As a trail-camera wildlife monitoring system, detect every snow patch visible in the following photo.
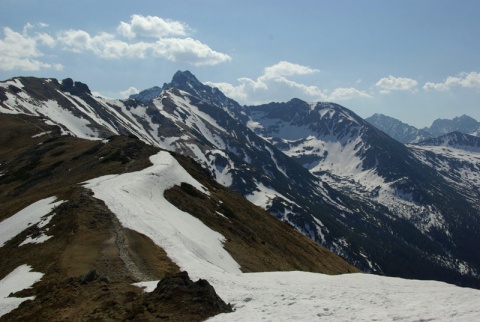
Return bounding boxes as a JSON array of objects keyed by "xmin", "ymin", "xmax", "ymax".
[
  {"xmin": 0, "ymin": 265, "xmax": 43, "ymax": 318},
  {"xmin": 31, "ymin": 131, "xmax": 51, "ymax": 138},
  {"xmin": 0, "ymin": 197, "xmax": 64, "ymax": 247},
  {"xmin": 84, "ymin": 151, "xmax": 241, "ymax": 278},
  {"xmin": 246, "ymin": 181, "xmax": 298, "ymax": 210}
]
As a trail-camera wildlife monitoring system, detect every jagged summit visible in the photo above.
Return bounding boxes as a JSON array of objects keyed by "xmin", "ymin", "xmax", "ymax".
[
  {"xmin": 429, "ymin": 114, "xmax": 480, "ymax": 137},
  {"xmin": 128, "ymin": 71, "xmax": 202, "ymax": 103},
  {"xmin": 60, "ymin": 78, "xmax": 91, "ymax": 96},
  {"xmin": 165, "ymin": 70, "xmax": 203, "ymax": 89},
  {"xmin": 162, "ymin": 70, "xmax": 214, "ymax": 98},
  {"xmin": 366, "ymin": 113, "xmax": 433, "ymax": 143}
]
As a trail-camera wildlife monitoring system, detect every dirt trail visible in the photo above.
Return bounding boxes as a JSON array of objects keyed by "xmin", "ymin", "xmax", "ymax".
[{"xmin": 109, "ymin": 213, "xmax": 154, "ymax": 282}]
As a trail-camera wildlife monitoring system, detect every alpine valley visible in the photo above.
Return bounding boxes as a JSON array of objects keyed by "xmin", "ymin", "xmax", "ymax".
[{"xmin": 1, "ymin": 71, "xmax": 480, "ymax": 319}]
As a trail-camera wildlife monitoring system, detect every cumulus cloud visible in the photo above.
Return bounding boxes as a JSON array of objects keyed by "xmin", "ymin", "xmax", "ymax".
[
  {"xmin": 120, "ymin": 86, "xmax": 139, "ymax": 98},
  {"xmin": 1, "ymin": 15, "xmax": 230, "ymax": 71},
  {"xmin": 151, "ymin": 37, "xmax": 231, "ymax": 65},
  {"xmin": 58, "ymin": 16, "xmax": 229, "ymax": 65},
  {"xmin": 0, "ymin": 26, "xmax": 62, "ymax": 71},
  {"xmin": 58, "ymin": 30, "xmax": 115, "ymax": 55},
  {"xmin": 375, "ymin": 75, "xmax": 418, "ymax": 94},
  {"xmin": 264, "ymin": 60, "xmax": 320, "ymax": 77},
  {"xmin": 423, "ymin": 72, "xmax": 480, "ymax": 91},
  {"xmin": 206, "ymin": 61, "xmax": 370, "ymax": 105},
  {"xmin": 117, "ymin": 14, "xmax": 190, "ymax": 38},
  {"xmin": 205, "ymin": 61, "xmax": 325, "ymax": 104},
  {"xmin": 57, "ymin": 28, "xmax": 230, "ymax": 65},
  {"xmin": 327, "ymin": 87, "xmax": 372, "ymax": 101},
  {"xmin": 206, "ymin": 81, "xmax": 249, "ymax": 102}
]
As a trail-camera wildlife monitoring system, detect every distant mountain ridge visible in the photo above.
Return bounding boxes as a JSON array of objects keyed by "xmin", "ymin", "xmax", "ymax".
[
  {"xmin": 429, "ymin": 114, "xmax": 480, "ymax": 138},
  {"xmin": 365, "ymin": 113, "xmax": 433, "ymax": 143},
  {"xmin": 416, "ymin": 131, "xmax": 480, "ymax": 153},
  {"xmin": 2, "ymin": 72, "xmax": 480, "ymax": 289},
  {"xmin": 366, "ymin": 113, "xmax": 480, "ymax": 144}
]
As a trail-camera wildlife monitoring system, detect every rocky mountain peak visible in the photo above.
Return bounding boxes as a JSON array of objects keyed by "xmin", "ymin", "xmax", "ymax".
[
  {"xmin": 60, "ymin": 78, "xmax": 91, "ymax": 96},
  {"xmin": 170, "ymin": 70, "xmax": 202, "ymax": 88},
  {"xmin": 129, "ymin": 86, "xmax": 162, "ymax": 103},
  {"xmin": 429, "ymin": 114, "xmax": 480, "ymax": 137},
  {"xmin": 365, "ymin": 113, "xmax": 433, "ymax": 143}
]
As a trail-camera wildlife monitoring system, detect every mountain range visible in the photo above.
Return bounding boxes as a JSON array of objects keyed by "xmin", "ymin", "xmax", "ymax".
[
  {"xmin": 1, "ymin": 71, "xmax": 480, "ymax": 318},
  {"xmin": 366, "ymin": 113, "xmax": 480, "ymax": 143}
]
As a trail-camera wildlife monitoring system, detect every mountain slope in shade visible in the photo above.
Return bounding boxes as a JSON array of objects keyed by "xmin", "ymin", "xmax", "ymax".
[
  {"xmin": 365, "ymin": 113, "xmax": 433, "ymax": 143},
  {"xmin": 2, "ymin": 74, "xmax": 480, "ymax": 289},
  {"xmin": 1, "ymin": 113, "xmax": 478, "ymax": 321},
  {"xmin": 366, "ymin": 113, "xmax": 480, "ymax": 144},
  {"xmin": 129, "ymin": 85, "xmax": 161, "ymax": 103},
  {"xmin": 247, "ymin": 97, "xmax": 480, "ymax": 286},
  {"xmin": 415, "ymin": 131, "xmax": 480, "ymax": 152},
  {"xmin": 429, "ymin": 114, "xmax": 480, "ymax": 138},
  {"xmin": 0, "ymin": 113, "xmax": 357, "ymax": 320},
  {"xmin": 410, "ymin": 133, "xmax": 480, "ymax": 211}
]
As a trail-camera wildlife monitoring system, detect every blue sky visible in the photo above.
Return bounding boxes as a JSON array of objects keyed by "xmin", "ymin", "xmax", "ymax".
[{"xmin": 1, "ymin": 0, "xmax": 479, "ymax": 127}]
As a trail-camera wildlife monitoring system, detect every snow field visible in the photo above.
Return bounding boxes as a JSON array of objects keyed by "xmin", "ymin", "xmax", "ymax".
[
  {"xmin": 84, "ymin": 151, "xmax": 241, "ymax": 278},
  {"xmin": 83, "ymin": 151, "xmax": 480, "ymax": 321},
  {"xmin": 0, "ymin": 196, "xmax": 64, "ymax": 247},
  {"xmin": 0, "ymin": 265, "xmax": 44, "ymax": 318},
  {"xmin": 206, "ymin": 272, "xmax": 480, "ymax": 321}
]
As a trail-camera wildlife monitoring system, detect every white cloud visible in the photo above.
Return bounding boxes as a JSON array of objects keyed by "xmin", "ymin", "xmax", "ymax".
[
  {"xmin": 375, "ymin": 75, "xmax": 418, "ymax": 94},
  {"xmin": 0, "ymin": 26, "xmax": 62, "ymax": 71},
  {"xmin": 120, "ymin": 86, "xmax": 139, "ymax": 98},
  {"xmin": 1, "ymin": 16, "xmax": 230, "ymax": 71},
  {"xmin": 264, "ymin": 61, "xmax": 320, "ymax": 77},
  {"xmin": 206, "ymin": 81, "xmax": 248, "ymax": 102},
  {"xmin": 327, "ymin": 87, "xmax": 372, "ymax": 101},
  {"xmin": 117, "ymin": 14, "xmax": 190, "ymax": 38},
  {"xmin": 206, "ymin": 61, "xmax": 373, "ymax": 104},
  {"xmin": 151, "ymin": 37, "xmax": 231, "ymax": 66},
  {"xmin": 57, "ymin": 18, "xmax": 230, "ymax": 65},
  {"xmin": 206, "ymin": 61, "xmax": 372, "ymax": 104},
  {"xmin": 206, "ymin": 61, "xmax": 326, "ymax": 104},
  {"xmin": 58, "ymin": 29, "xmax": 114, "ymax": 55},
  {"xmin": 423, "ymin": 72, "xmax": 480, "ymax": 91},
  {"xmin": 35, "ymin": 32, "xmax": 56, "ymax": 47}
]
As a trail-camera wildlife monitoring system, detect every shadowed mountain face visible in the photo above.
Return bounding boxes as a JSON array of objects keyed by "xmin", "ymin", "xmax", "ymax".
[
  {"xmin": 365, "ymin": 113, "xmax": 434, "ymax": 143},
  {"xmin": 366, "ymin": 113, "xmax": 480, "ymax": 143},
  {"xmin": 1, "ymin": 72, "xmax": 480, "ymax": 289},
  {"xmin": 0, "ymin": 112, "xmax": 357, "ymax": 320}
]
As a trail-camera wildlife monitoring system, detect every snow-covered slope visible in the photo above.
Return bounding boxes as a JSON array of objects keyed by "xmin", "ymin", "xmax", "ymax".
[
  {"xmin": 85, "ymin": 151, "xmax": 241, "ymax": 277},
  {"xmin": 2, "ymin": 73, "xmax": 480, "ymax": 289},
  {"xmin": 80, "ymin": 147, "xmax": 480, "ymax": 322},
  {"xmin": 415, "ymin": 131, "xmax": 480, "ymax": 153},
  {"xmin": 248, "ymin": 98, "xmax": 480, "ymax": 286}
]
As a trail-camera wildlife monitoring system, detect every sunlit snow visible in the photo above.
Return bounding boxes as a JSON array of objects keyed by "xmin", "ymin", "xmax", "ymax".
[
  {"xmin": 82, "ymin": 150, "xmax": 480, "ymax": 321},
  {"xmin": 0, "ymin": 265, "xmax": 43, "ymax": 318},
  {"xmin": 0, "ymin": 197, "xmax": 64, "ymax": 247},
  {"xmin": 84, "ymin": 151, "xmax": 241, "ymax": 276}
]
